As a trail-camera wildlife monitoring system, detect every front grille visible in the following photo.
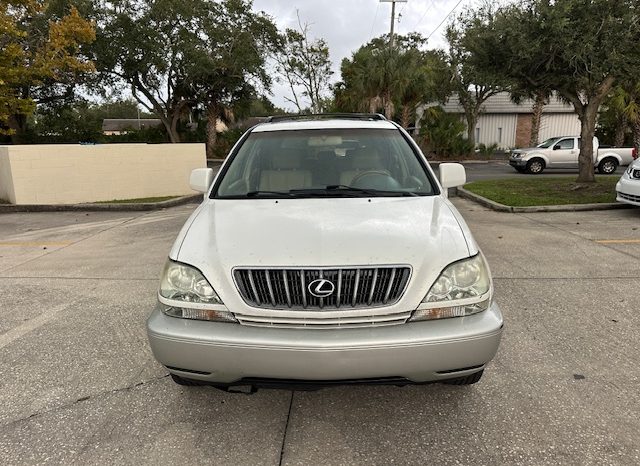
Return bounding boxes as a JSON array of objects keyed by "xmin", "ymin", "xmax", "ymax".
[
  {"xmin": 234, "ymin": 311, "xmax": 412, "ymax": 329},
  {"xmin": 618, "ymin": 191, "xmax": 640, "ymax": 202},
  {"xmin": 234, "ymin": 266, "xmax": 411, "ymax": 310}
]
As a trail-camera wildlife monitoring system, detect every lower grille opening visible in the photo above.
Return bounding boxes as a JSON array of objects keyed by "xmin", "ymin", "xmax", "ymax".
[
  {"xmin": 166, "ymin": 366, "xmax": 211, "ymax": 376},
  {"xmin": 436, "ymin": 364, "xmax": 485, "ymax": 375}
]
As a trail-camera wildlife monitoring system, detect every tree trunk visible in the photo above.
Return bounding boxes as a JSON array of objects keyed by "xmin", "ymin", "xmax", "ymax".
[
  {"xmin": 382, "ymin": 90, "xmax": 394, "ymax": 119},
  {"xmin": 633, "ymin": 119, "xmax": 640, "ymax": 155},
  {"xmin": 158, "ymin": 115, "xmax": 180, "ymax": 143},
  {"xmin": 8, "ymin": 114, "xmax": 28, "ymax": 144},
  {"xmin": 529, "ymin": 92, "xmax": 546, "ymax": 146},
  {"xmin": 465, "ymin": 111, "xmax": 477, "ymax": 148},
  {"xmin": 577, "ymin": 104, "xmax": 598, "ymax": 183},
  {"xmin": 614, "ymin": 114, "xmax": 628, "ymax": 147},
  {"xmin": 400, "ymin": 106, "xmax": 411, "ymax": 129},
  {"xmin": 206, "ymin": 103, "xmax": 220, "ymax": 160}
]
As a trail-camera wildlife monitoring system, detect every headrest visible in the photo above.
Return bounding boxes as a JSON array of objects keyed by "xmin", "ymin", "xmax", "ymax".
[
  {"xmin": 271, "ymin": 149, "xmax": 302, "ymax": 169},
  {"xmin": 350, "ymin": 147, "xmax": 381, "ymax": 169}
]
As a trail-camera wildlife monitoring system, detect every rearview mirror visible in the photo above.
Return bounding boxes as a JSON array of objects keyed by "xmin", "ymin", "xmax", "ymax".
[
  {"xmin": 439, "ymin": 163, "xmax": 466, "ymax": 189},
  {"xmin": 190, "ymin": 168, "xmax": 214, "ymax": 193}
]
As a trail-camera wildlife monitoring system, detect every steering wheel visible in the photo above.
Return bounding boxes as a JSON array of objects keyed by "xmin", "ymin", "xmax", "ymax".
[{"xmin": 350, "ymin": 170, "xmax": 401, "ymax": 190}]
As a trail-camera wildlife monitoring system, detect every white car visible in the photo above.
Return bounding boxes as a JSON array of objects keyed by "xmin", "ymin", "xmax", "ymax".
[
  {"xmin": 616, "ymin": 158, "xmax": 640, "ymax": 206},
  {"xmin": 146, "ymin": 114, "xmax": 503, "ymax": 390}
]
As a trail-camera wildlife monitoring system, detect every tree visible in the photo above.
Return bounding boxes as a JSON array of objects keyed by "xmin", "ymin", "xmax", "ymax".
[
  {"xmin": 463, "ymin": 0, "xmax": 640, "ymax": 182},
  {"xmin": 335, "ymin": 33, "xmax": 448, "ymax": 126},
  {"xmin": 183, "ymin": 0, "xmax": 280, "ymax": 158},
  {"xmin": 445, "ymin": 6, "xmax": 505, "ymax": 148},
  {"xmin": 94, "ymin": 0, "xmax": 199, "ymax": 143},
  {"xmin": 95, "ymin": 0, "xmax": 279, "ymax": 155},
  {"xmin": 275, "ymin": 13, "xmax": 333, "ymax": 113},
  {"xmin": 600, "ymin": 82, "xmax": 640, "ymax": 150},
  {"xmin": 0, "ymin": 0, "xmax": 95, "ymax": 141}
]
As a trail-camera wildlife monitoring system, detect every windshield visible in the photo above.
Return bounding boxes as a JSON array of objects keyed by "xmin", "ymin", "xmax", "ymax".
[
  {"xmin": 537, "ymin": 137, "xmax": 561, "ymax": 148},
  {"xmin": 214, "ymin": 128, "xmax": 436, "ymax": 198}
]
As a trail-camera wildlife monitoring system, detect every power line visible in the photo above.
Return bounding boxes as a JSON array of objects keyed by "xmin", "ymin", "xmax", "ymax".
[
  {"xmin": 369, "ymin": 2, "xmax": 381, "ymax": 39},
  {"xmin": 412, "ymin": 0, "xmax": 436, "ymax": 31},
  {"xmin": 426, "ymin": 0, "xmax": 465, "ymax": 41}
]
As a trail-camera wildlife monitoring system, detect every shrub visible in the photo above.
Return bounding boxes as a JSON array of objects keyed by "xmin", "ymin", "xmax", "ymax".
[{"xmin": 418, "ymin": 106, "xmax": 473, "ymax": 157}]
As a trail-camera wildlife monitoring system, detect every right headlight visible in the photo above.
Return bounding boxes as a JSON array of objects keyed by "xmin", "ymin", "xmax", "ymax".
[
  {"xmin": 158, "ymin": 260, "xmax": 236, "ymax": 323},
  {"xmin": 410, "ymin": 254, "xmax": 493, "ymax": 321}
]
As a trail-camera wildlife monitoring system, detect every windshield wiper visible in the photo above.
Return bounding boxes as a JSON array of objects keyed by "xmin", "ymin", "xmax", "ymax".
[
  {"xmin": 244, "ymin": 190, "xmax": 295, "ymax": 198},
  {"xmin": 326, "ymin": 185, "xmax": 419, "ymax": 197},
  {"xmin": 290, "ymin": 186, "xmax": 419, "ymax": 197}
]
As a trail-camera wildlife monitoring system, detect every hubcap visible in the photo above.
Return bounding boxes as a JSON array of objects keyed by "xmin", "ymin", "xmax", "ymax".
[{"xmin": 603, "ymin": 162, "xmax": 615, "ymax": 173}]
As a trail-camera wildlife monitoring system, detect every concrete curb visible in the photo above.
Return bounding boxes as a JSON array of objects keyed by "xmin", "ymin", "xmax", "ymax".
[
  {"xmin": 429, "ymin": 159, "xmax": 507, "ymax": 164},
  {"xmin": 457, "ymin": 187, "xmax": 633, "ymax": 213},
  {"xmin": 0, "ymin": 194, "xmax": 202, "ymax": 213}
]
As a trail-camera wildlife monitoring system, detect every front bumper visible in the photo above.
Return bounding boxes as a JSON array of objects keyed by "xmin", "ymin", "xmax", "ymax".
[
  {"xmin": 509, "ymin": 158, "xmax": 526, "ymax": 168},
  {"xmin": 616, "ymin": 177, "xmax": 640, "ymax": 206},
  {"xmin": 146, "ymin": 303, "xmax": 504, "ymax": 384}
]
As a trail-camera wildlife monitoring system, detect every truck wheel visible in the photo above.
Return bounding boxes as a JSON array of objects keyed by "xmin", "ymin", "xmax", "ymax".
[
  {"xmin": 442, "ymin": 369, "xmax": 484, "ymax": 385},
  {"xmin": 526, "ymin": 159, "xmax": 545, "ymax": 174},
  {"xmin": 598, "ymin": 158, "xmax": 618, "ymax": 174}
]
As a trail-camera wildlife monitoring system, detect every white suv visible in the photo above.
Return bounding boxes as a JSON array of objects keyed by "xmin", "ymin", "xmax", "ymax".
[{"xmin": 147, "ymin": 114, "xmax": 503, "ymax": 390}]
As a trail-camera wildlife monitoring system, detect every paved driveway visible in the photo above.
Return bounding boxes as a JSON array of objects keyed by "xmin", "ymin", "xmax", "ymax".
[{"xmin": 1, "ymin": 200, "xmax": 639, "ymax": 465}]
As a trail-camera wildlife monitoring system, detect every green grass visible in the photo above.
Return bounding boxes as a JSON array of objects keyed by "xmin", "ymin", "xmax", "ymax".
[
  {"xmin": 93, "ymin": 196, "xmax": 180, "ymax": 204},
  {"xmin": 464, "ymin": 176, "xmax": 619, "ymax": 206}
]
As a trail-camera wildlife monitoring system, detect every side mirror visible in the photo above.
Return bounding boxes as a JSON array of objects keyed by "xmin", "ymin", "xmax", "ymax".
[
  {"xmin": 439, "ymin": 163, "xmax": 466, "ymax": 189},
  {"xmin": 553, "ymin": 145, "xmax": 561, "ymax": 150},
  {"xmin": 190, "ymin": 168, "xmax": 214, "ymax": 193}
]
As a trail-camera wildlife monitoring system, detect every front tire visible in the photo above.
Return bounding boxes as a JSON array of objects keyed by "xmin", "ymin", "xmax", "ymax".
[
  {"xmin": 526, "ymin": 158, "xmax": 545, "ymax": 174},
  {"xmin": 442, "ymin": 369, "xmax": 484, "ymax": 385},
  {"xmin": 598, "ymin": 157, "xmax": 618, "ymax": 174}
]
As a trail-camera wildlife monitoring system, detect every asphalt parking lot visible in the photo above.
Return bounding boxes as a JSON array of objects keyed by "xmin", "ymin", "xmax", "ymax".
[{"xmin": 1, "ymin": 199, "xmax": 639, "ymax": 465}]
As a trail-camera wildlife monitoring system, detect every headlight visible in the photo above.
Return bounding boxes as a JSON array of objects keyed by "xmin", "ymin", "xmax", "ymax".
[
  {"xmin": 158, "ymin": 260, "xmax": 236, "ymax": 322},
  {"xmin": 410, "ymin": 254, "xmax": 492, "ymax": 321}
]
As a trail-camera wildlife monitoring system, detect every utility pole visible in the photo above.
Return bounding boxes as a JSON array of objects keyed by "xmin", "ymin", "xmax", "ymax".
[{"xmin": 379, "ymin": 0, "xmax": 407, "ymax": 47}]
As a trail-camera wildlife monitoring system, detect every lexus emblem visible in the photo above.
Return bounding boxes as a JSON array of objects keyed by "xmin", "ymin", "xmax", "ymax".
[{"xmin": 308, "ymin": 278, "xmax": 335, "ymax": 298}]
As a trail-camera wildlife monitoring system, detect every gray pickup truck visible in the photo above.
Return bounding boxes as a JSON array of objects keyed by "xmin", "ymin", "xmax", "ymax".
[{"xmin": 509, "ymin": 136, "xmax": 637, "ymax": 174}]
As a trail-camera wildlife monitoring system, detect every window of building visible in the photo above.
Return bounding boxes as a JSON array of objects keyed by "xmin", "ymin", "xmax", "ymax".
[
  {"xmin": 498, "ymin": 127, "xmax": 503, "ymax": 143},
  {"xmin": 475, "ymin": 127, "xmax": 480, "ymax": 143}
]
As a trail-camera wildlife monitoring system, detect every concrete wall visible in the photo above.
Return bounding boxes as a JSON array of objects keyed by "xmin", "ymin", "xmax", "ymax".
[{"xmin": 0, "ymin": 144, "xmax": 206, "ymax": 205}]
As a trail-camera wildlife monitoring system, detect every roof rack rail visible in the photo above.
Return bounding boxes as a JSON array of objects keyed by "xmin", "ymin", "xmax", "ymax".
[{"xmin": 264, "ymin": 113, "xmax": 387, "ymax": 123}]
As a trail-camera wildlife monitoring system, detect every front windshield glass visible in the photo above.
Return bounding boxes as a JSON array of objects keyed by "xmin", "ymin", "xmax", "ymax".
[
  {"xmin": 214, "ymin": 128, "xmax": 436, "ymax": 198},
  {"xmin": 537, "ymin": 137, "xmax": 561, "ymax": 148}
]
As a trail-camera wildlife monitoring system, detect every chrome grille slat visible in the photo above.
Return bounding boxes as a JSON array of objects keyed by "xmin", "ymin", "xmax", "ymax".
[
  {"xmin": 234, "ymin": 266, "xmax": 410, "ymax": 313},
  {"xmin": 265, "ymin": 270, "xmax": 276, "ymax": 306},
  {"xmin": 247, "ymin": 270, "xmax": 261, "ymax": 305},
  {"xmin": 352, "ymin": 269, "xmax": 360, "ymax": 307},
  {"xmin": 282, "ymin": 270, "xmax": 292, "ymax": 307},
  {"xmin": 235, "ymin": 311, "xmax": 412, "ymax": 329}
]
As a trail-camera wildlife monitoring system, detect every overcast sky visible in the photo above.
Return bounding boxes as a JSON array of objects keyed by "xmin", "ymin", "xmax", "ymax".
[{"xmin": 252, "ymin": 0, "xmax": 472, "ymax": 110}]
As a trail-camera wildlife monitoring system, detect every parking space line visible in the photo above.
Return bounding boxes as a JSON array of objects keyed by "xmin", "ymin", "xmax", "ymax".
[
  {"xmin": 595, "ymin": 239, "xmax": 640, "ymax": 244},
  {"xmin": 0, "ymin": 241, "xmax": 74, "ymax": 247},
  {"xmin": 0, "ymin": 304, "xmax": 69, "ymax": 349}
]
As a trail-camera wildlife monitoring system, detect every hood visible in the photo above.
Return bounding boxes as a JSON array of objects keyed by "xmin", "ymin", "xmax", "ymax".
[
  {"xmin": 177, "ymin": 196, "xmax": 471, "ymax": 267},
  {"xmin": 174, "ymin": 197, "xmax": 474, "ymax": 308}
]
